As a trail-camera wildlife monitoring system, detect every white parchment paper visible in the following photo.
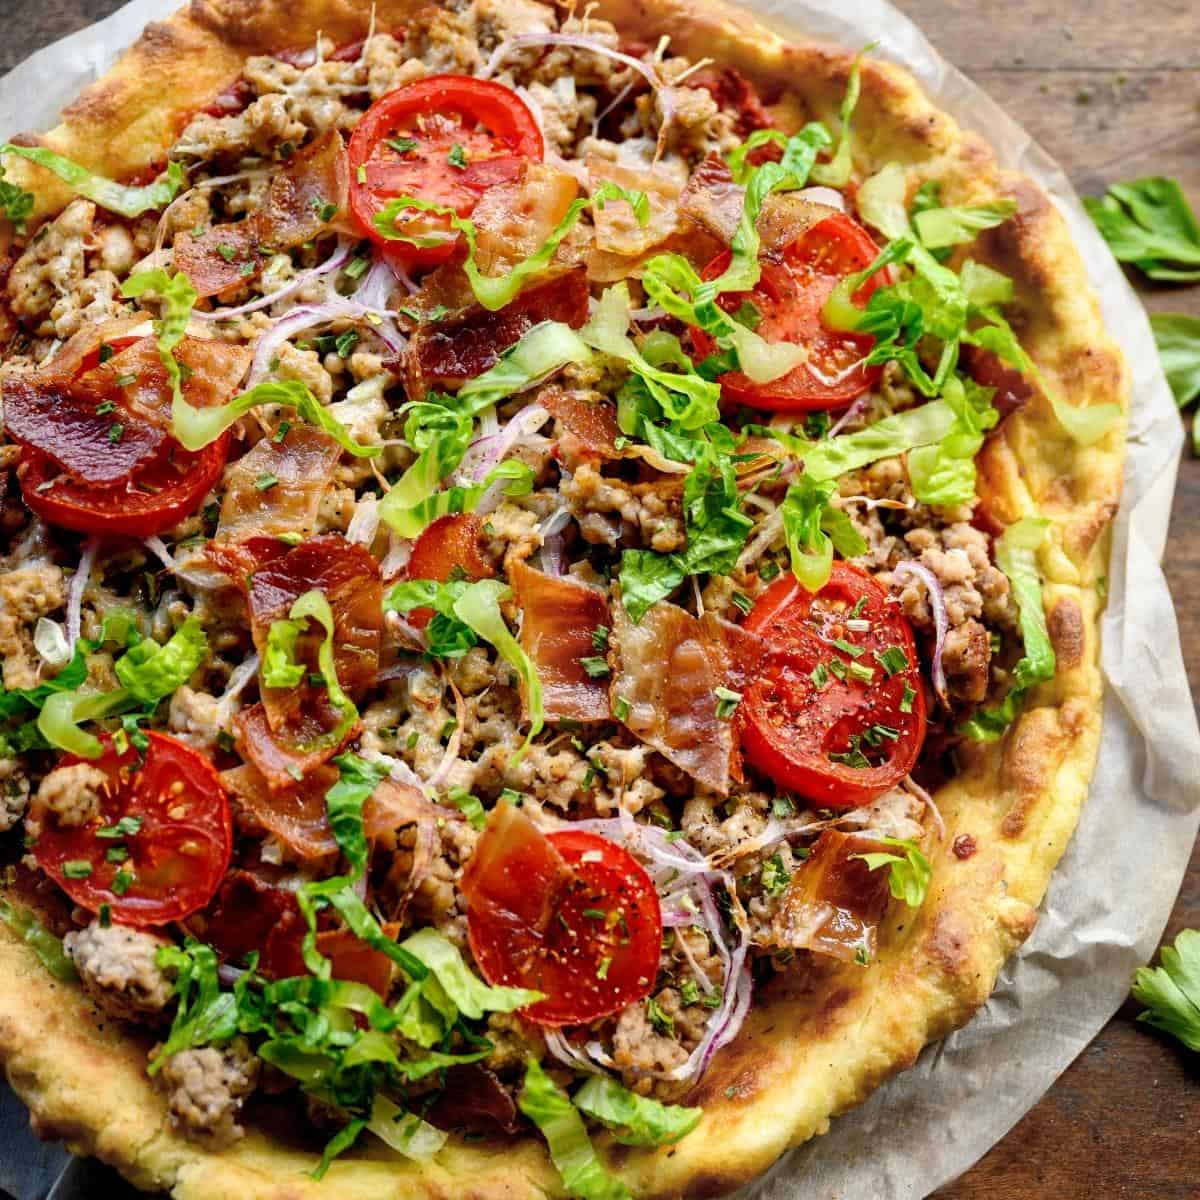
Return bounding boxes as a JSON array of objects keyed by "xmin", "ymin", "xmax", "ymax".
[{"xmin": 1, "ymin": 3, "xmax": 1197, "ymax": 1198}]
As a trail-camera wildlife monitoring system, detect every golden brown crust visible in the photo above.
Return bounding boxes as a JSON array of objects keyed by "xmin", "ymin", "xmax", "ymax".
[{"xmin": 0, "ymin": 0, "xmax": 1127, "ymax": 1196}]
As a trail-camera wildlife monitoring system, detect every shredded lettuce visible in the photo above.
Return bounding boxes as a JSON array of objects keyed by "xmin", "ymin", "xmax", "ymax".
[
  {"xmin": 1, "ymin": 144, "xmax": 184, "ymax": 217},
  {"xmin": 324, "ymin": 753, "xmax": 390, "ymax": 881},
  {"xmin": 907, "ymin": 375, "xmax": 998, "ymax": 507},
  {"xmin": 384, "ymin": 578, "xmax": 479, "ymax": 659},
  {"xmin": 964, "ymin": 322, "xmax": 1120, "ymax": 447},
  {"xmin": 399, "ymin": 928, "xmax": 542, "ymax": 1019},
  {"xmin": 572, "ymin": 1076, "xmax": 701, "ymax": 1147},
  {"xmin": 800, "ymin": 398, "xmax": 957, "ymax": 480},
  {"xmin": 0, "ymin": 643, "xmax": 88, "ymax": 718},
  {"xmin": 912, "ymin": 199, "xmax": 1018, "ymax": 249},
  {"xmin": 852, "ymin": 836, "xmax": 932, "ymax": 907},
  {"xmin": 367, "ymin": 1096, "xmax": 448, "ymax": 1162},
  {"xmin": 120, "ymin": 267, "xmax": 197, "ymax": 438},
  {"xmin": 0, "ymin": 164, "xmax": 34, "ymax": 232},
  {"xmin": 263, "ymin": 617, "xmax": 307, "ymax": 689},
  {"xmin": 962, "ymin": 517, "xmax": 1057, "ymax": 740},
  {"xmin": 780, "ymin": 474, "xmax": 868, "ymax": 592},
  {"xmin": 36, "ymin": 688, "xmax": 132, "ymax": 758},
  {"xmin": 959, "ymin": 258, "xmax": 1014, "ymax": 311},
  {"xmin": 175, "ymin": 378, "xmax": 382, "ymax": 457},
  {"xmin": 452, "ymin": 579, "xmax": 543, "ymax": 763},
  {"xmin": 520, "ymin": 1059, "xmax": 630, "ymax": 1200},
  {"xmin": 0, "ymin": 899, "xmax": 77, "ymax": 981},
  {"xmin": 149, "ymin": 940, "xmax": 239, "ymax": 1074},
  {"xmin": 618, "ymin": 552, "xmax": 688, "ymax": 624},
  {"xmin": 113, "ymin": 617, "xmax": 208, "ymax": 705},
  {"xmin": 809, "ymin": 47, "xmax": 869, "ymax": 187},
  {"xmin": 582, "ymin": 285, "xmax": 720, "ymax": 429},
  {"xmin": 379, "ymin": 321, "xmax": 586, "ymax": 538},
  {"xmin": 280, "ymin": 590, "xmax": 357, "ymax": 747},
  {"xmin": 373, "ymin": 181, "xmax": 648, "ymax": 311}
]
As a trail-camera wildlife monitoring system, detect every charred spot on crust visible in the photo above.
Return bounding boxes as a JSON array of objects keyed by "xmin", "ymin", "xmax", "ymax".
[
  {"xmin": 1047, "ymin": 596, "xmax": 1085, "ymax": 669},
  {"xmin": 952, "ymin": 834, "xmax": 977, "ymax": 860}
]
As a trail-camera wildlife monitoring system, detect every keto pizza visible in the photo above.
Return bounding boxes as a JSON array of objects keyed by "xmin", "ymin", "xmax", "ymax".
[{"xmin": 0, "ymin": 1, "xmax": 1126, "ymax": 1197}]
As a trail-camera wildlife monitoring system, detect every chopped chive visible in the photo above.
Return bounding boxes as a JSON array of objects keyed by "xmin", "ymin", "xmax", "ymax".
[
  {"xmin": 580, "ymin": 655, "xmax": 610, "ymax": 679},
  {"xmin": 62, "ymin": 860, "xmax": 92, "ymax": 879}
]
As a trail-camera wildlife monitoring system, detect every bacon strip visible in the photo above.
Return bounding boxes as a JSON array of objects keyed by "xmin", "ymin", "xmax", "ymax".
[
  {"xmin": 174, "ymin": 131, "xmax": 349, "ymax": 298},
  {"xmin": 541, "ymin": 386, "xmax": 620, "ymax": 459},
  {"xmin": 404, "ymin": 267, "xmax": 589, "ymax": 395},
  {"xmin": 222, "ymin": 762, "xmax": 432, "ymax": 860},
  {"xmin": 769, "ymin": 830, "xmax": 893, "ymax": 963},
  {"xmin": 2, "ymin": 336, "xmax": 249, "ymax": 485},
  {"xmin": 610, "ymin": 600, "xmax": 762, "ymax": 794},
  {"xmin": 216, "ymin": 427, "xmax": 341, "ymax": 544},
  {"xmin": 510, "ymin": 559, "xmax": 611, "ymax": 722}
]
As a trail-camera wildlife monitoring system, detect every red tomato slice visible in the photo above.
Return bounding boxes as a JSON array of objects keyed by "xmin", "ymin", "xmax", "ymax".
[
  {"xmin": 31, "ymin": 732, "xmax": 233, "ymax": 927},
  {"xmin": 348, "ymin": 75, "xmax": 543, "ymax": 273},
  {"xmin": 462, "ymin": 805, "xmax": 662, "ymax": 1027},
  {"xmin": 19, "ymin": 433, "xmax": 229, "ymax": 539},
  {"xmin": 691, "ymin": 213, "xmax": 888, "ymax": 412},
  {"xmin": 739, "ymin": 564, "xmax": 927, "ymax": 808}
]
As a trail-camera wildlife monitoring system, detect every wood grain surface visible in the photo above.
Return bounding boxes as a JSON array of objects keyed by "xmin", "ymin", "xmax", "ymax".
[{"xmin": 1, "ymin": 1, "xmax": 1197, "ymax": 1197}]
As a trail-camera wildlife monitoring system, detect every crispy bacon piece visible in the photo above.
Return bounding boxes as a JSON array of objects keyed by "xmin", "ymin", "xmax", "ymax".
[
  {"xmin": 541, "ymin": 386, "xmax": 620, "ymax": 459},
  {"xmin": 510, "ymin": 560, "xmax": 611, "ymax": 722},
  {"xmin": 769, "ymin": 830, "xmax": 893, "ymax": 963},
  {"xmin": 217, "ymin": 427, "xmax": 341, "ymax": 543},
  {"xmin": 588, "ymin": 155, "xmax": 683, "ymax": 258},
  {"xmin": 3, "ymin": 335, "xmax": 250, "ymax": 485},
  {"xmin": 222, "ymin": 761, "xmax": 432, "ymax": 860},
  {"xmin": 204, "ymin": 869, "xmax": 400, "ymax": 992},
  {"xmin": 404, "ymin": 267, "xmax": 589, "ymax": 394},
  {"xmin": 608, "ymin": 603, "xmax": 765, "ymax": 794},
  {"xmin": 470, "ymin": 161, "xmax": 579, "ymax": 275},
  {"xmin": 425, "ymin": 1065, "xmax": 520, "ymax": 1135},
  {"xmin": 174, "ymin": 131, "xmax": 349, "ymax": 298},
  {"xmin": 962, "ymin": 344, "xmax": 1035, "ymax": 420},
  {"xmin": 405, "ymin": 512, "xmax": 495, "ymax": 633},
  {"xmin": 203, "ymin": 869, "xmax": 308, "ymax": 978},
  {"xmin": 685, "ymin": 66, "xmax": 772, "ymax": 137}
]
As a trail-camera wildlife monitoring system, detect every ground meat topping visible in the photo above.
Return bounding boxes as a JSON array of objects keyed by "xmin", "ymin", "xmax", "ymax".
[
  {"xmin": 64, "ymin": 921, "xmax": 174, "ymax": 1024},
  {"xmin": 31, "ymin": 763, "xmax": 109, "ymax": 831},
  {"xmin": 157, "ymin": 1039, "xmax": 260, "ymax": 1148}
]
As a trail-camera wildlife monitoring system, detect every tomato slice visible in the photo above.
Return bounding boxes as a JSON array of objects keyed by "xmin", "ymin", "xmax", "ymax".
[
  {"xmin": 691, "ymin": 213, "xmax": 888, "ymax": 412},
  {"xmin": 19, "ymin": 433, "xmax": 229, "ymax": 538},
  {"xmin": 462, "ymin": 805, "xmax": 662, "ymax": 1027},
  {"xmin": 31, "ymin": 732, "xmax": 233, "ymax": 927},
  {"xmin": 348, "ymin": 75, "xmax": 543, "ymax": 273},
  {"xmin": 739, "ymin": 564, "xmax": 927, "ymax": 808}
]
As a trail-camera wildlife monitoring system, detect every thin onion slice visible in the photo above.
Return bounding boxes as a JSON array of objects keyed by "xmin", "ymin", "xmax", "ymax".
[{"xmin": 892, "ymin": 559, "xmax": 949, "ymax": 703}]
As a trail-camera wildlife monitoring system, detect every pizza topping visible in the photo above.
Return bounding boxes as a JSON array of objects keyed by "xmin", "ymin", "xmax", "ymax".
[
  {"xmin": 0, "ymin": 7, "xmax": 1074, "ymax": 1167},
  {"xmin": 63, "ymin": 918, "xmax": 175, "ymax": 1023},
  {"xmin": 173, "ymin": 130, "xmax": 348, "ymax": 297}
]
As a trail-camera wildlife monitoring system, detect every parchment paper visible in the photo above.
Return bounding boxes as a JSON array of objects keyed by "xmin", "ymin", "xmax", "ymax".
[{"xmin": 0, "ymin": 3, "xmax": 1196, "ymax": 1199}]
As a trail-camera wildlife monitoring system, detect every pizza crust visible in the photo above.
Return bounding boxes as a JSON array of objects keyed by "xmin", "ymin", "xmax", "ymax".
[{"xmin": 0, "ymin": 1, "xmax": 1127, "ymax": 1196}]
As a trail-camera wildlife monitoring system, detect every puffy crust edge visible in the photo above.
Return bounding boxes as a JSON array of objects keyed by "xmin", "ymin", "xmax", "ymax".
[{"xmin": 0, "ymin": 0, "xmax": 1125, "ymax": 1197}]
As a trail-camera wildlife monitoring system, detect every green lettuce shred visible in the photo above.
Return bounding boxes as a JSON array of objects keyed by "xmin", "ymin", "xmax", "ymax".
[
  {"xmin": 0, "ymin": 899, "xmax": 77, "ymax": 981},
  {"xmin": 572, "ymin": 1076, "xmax": 701, "ymax": 1147}
]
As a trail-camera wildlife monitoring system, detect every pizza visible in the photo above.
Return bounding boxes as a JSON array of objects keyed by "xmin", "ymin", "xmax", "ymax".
[{"xmin": 0, "ymin": 0, "xmax": 1127, "ymax": 1197}]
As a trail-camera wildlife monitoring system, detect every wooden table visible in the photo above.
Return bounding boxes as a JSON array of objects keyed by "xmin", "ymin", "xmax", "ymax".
[{"xmin": 2, "ymin": 1, "xmax": 1198, "ymax": 1197}]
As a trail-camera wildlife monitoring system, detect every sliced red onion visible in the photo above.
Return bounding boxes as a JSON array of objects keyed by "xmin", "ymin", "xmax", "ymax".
[
  {"xmin": 380, "ymin": 534, "xmax": 413, "ymax": 582},
  {"xmin": 570, "ymin": 815, "xmax": 753, "ymax": 1084},
  {"xmin": 214, "ymin": 651, "xmax": 261, "ymax": 730},
  {"xmin": 349, "ymin": 254, "xmax": 399, "ymax": 312},
  {"xmin": 537, "ymin": 506, "xmax": 571, "ymax": 576},
  {"xmin": 193, "ymin": 237, "xmax": 354, "ymax": 322},
  {"xmin": 544, "ymin": 1030, "xmax": 602, "ymax": 1075},
  {"xmin": 458, "ymin": 404, "xmax": 549, "ymax": 483},
  {"xmin": 828, "ymin": 393, "xmax": 870, "ymax": 437},
  {"xmin": 346, "ymin": 494, "xmax": 381, "ymax": 546},
  {"xmin": 425, "ymin": 679, "xmax": 465, "ymax": 792},
  {"xmin": 217, "ymin": 963, "xmax": 246, "ymax": 988},
  {"xmin": 142, "ymin": 534, "xmax": 176, "ymax": 573},
  {"xmin": 796, "ymin": 185, "xmax": 846, "ymax": 211},
  {"xmin": 65, "ymin": 537, "xmax": 101, "ymax": 657},
  {"xmin": 893, "ymin": 559, "xmax": 948, "ymax": 703},
  {"xmin": 736, "ymin": 508, "xmax": 783, "ymax": 569},
  {"xmin": 247, "ymin": 298, "xmax": 405, "ymax": 387}
]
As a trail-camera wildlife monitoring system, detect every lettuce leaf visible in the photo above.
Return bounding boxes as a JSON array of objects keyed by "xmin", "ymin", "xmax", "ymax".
[
  {"xmin": 383, "ymin": 578, "xmax": 478, "ymax": 659},
  {"xmin": 1131, "ymin": 929, "xmax": 1200, "ymax": 1053},
  {"xmin": 367, "ymin": 1096, "xmax": 448, "ymax": 1162},
  {"xmin": 572, "ymin": 1076, "xmax": 701, "ymax": 1147},
  {"xmin": 911, "ymin": 200, "xmax": 1017, "ymax": 249},
  {"xmin": 852, "ymin": 836, "xmax": 932, "ymax": 907},
  {"xmin": 809, "ymin": 47, "xmax": 868, "ymax": 188},
  {"xmin": 36, "ymin": 688, "xmax": 133, "ymax": 758},
  {"xmin": 962, "ymin": 517, "xmax": 1056, "ymax": 740},
  {"xmin": 617, "ymin": 552, "xmax": 688, "ymax": 624},
  {"xmin": 324, "ymin": 753, "xmax": 390, "ymax": 881},
  {"xmin": 907, "ymin": 375, "xmax": 998, "ymax": 507},
  {"xmin": 1084, "ymin": 176, "xmax": 1200, "ymax": 283},
  {"xmin": 800, "ymin": 399, "xmax": 957, "ymax": 480},
  {"xmin": 0, "ymin": 642, "xmax": 88, "ymax": 718},
  {"xmin": 0, "ymin": 899, "xmax": 77, "ymax": 981},
  {"xmin": 399, "ymin": 928, "xmax": 542, "ymax": 1019},
  {"xmin": 519, "ymin": 1059, "xmax": 630, "ymax": 1200},
  {"xmin": 262, "ymin": 617, "xmax": 306, "ymax": 688},
  {"xmin": 1, "ymin": 144, "xmax": 184, "ymax": 217},
  {"xmin": 149, "ymin": 939, "xmax": 239, "ymax": 1074},
  {"xmin": 452, "ymin": 579, "xmax": 543, "ymax": 762},
  {"xmin": 780, "ymin": 474, "xmax": 867, "ymax": 592},
  {"xmin": 373, "ymin": 181, "xmax": 648, "ymax": 311},
  {"xmin": 113, "ymin": 617, "xmax": 208, "ymax": 705}
]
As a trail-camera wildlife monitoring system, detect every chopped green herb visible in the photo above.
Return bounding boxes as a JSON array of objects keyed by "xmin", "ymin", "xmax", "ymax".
[
  {"xmin": 679, "ymin": 980, "xmax": 700, "ymax": 1006},
  {"xmin": 107, "ymin": 423, "xmax": 125, "ymax": 443},
  {"xmin": 582, "ymin": 908, "xmax": 606, "ymax": 921},
  {"xmin": 344, "ymin": 254, "xmax": 370, "ymax": 280},
  {"xmin": 832, "ymin": 637, "xmax": 864, "ymax": 658},
  {"xmin": 335, "ymin": 329, "xmax": 359, "ymax": 358},
  {"xmin": 446, "ymin": 786, "xmax": 486, "ymax": 831},
  {"xmin": 215, "ymin": 242, "xmax": 237, "ymax": 263},
  {"xmin": 580, "ymin": 655, "xmax": 611, "ymax": 679},
  {"xmin": 254, "ymin": 472, "xmax": 279, "ymax": 492},
  {"xmin": 730, "ymin": 591, "xmax": 753, "ymax": 615},
  {"xmin": 591, "ymin": 625, "xmax": 610, "ymax": 651},
  {"xmin": 98, "ymin": 903, "xmax": 112, "ymax": 928},
  {"xmin": 847, "ymin": 661, "xmax": 875, "ymax": 685},
  {"xmin": 810, "ymin": 662, "xmax": 830, "ymax": 690},
  {"xmin": 900, "ymin": 684, "xmax": 916, "ymax": 714},
  {"xmin": 646, "ymin": 997, "xmax": 675, "ymax": 1037},
  {"xmin": 760, "ymin": 854, "xmax": 791, "ymax": 898},
  {"xmin": 98, "ymin": 343, "xmax": 114, "ymax": 364},
  {"xmin": 446, "ymin": 143, "xmax": 468, "ymax": 170},
  {"xmin": 387, "ymin": 137, "xmax": 419, "ymax": 155},
  {"xmin": 758, "ymin": 559, "xmax": 781, "ymax": 582},
  {"xmin": 112, "ymin": 870, "xmax": 134, "ymax": 895},
  {"xmin": 272, "ymin": 422, "xmax": 291, "ymax": 443},
  {"xmin": 105, "ymin": 846, "xmax": 129, "ymax": 863},
  {"xmin": 62, "ymin": 860, "xmax": 92, "ymax": 879},
  {"xmin": 596, "ymin": 955, "xmax": 612, "ymax": 980},
  {"xmin": 96, "ymin": 816, "xmax": 143, "ymax": 839},
  {"xmin": 714, "ymin": 686, "xmax": 741, "ymax": 719},
  {"xmin": 772, "ymin": 795, "xmax": 796, "ymax": 818},
  {"xmin": 875, "ymin": 645, "xmax": 909, "ymax": 676},
  {"xmin": 828, "ymin": 658, "xmax": 848, "ymax": 680},
  {"xmin": 613, "ymin": 695, "xmax": 631, "ymax": 722},
  {"xmin": 849, "ymin": 595, "xmax": 868, "ymax": 619}
]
